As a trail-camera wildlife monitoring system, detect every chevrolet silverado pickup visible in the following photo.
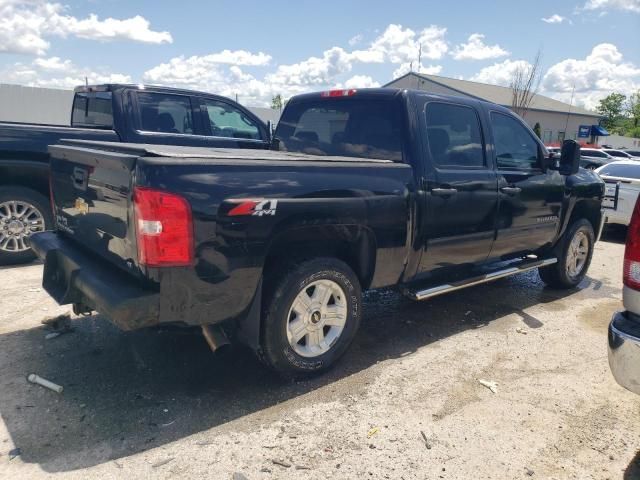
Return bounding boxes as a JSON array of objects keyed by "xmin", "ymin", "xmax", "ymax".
[
  {"xmin": 32, "ymin": 88, "xmax": 605, "ymax": 377},
  {"xmin": 0, "ymin": 84, "xmax": 270, "ymax": 265}
]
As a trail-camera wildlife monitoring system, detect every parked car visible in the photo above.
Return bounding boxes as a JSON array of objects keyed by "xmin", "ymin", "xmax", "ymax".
[
  {"xmin": 602, "ymin": 148, "xmax": 640, "ymax": 160},
  {"xmin": 596, "ymin": 161, "xmax": 640, "ymax": 227},
  {"xmin": 31, "ymin": 88, "xmax": 605, "ymax": 377},
  {"xmin": 623, "ymin": 149, "xmax": 640, "ymax": 157},
  {"xmin": 580, "ymin": 148, "xmax": 615, "ymax": 170},
  {"xmin": 608, "ymin": 195, "xmax": 640, "ymax": 394},
  {"xmin": 0, "ymin": 84, "xmax": 270, "ymax": 265}
]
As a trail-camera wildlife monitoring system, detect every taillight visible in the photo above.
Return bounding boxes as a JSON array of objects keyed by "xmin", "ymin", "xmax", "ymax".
[
  {"xmin": 624, "ymin": 196, "xmax": 640, "ymax": 289},
  {"xmin": 320, "ymin": 89, "xmax": 356, "ymax": 98},
  {"xmin": 133, "ymin": 187, "xmax": 194, "ymax": 267}
]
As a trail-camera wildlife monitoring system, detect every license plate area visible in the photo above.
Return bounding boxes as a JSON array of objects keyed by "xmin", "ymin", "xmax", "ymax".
[{"xmin": 42, "ymin": 249, "xmax": 82, "ymax": 305}]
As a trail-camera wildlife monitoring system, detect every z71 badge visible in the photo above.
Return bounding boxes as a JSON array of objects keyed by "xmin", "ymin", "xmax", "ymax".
[{"xmin": 227, "ymin": 199, "xmax": 278, "ymax": 217}]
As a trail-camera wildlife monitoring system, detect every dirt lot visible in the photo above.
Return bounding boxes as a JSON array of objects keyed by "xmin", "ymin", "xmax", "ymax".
[{"xmin": 1, "ymin": 228, "xmax": 639, "ymax": 479}]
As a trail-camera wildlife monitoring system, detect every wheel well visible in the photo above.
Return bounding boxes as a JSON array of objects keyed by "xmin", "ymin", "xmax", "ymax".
[
  {"xmin": 569, "ymin": 199, "xmax": 601, "ymax": 234},
  {"xmin": 0, "ymin": 164, "xmax": 50, "ymax": 198},
  {"xmin": 263, "ymin": 225, "xmax": 376, "ymax": 290}
]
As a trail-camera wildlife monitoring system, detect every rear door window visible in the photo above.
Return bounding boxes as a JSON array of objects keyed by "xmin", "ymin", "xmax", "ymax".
[
  {"xmin": 425, "ymin": 102, "xmax": 485, "ymax": 168},
  {"xmin": 276, "ymin": 98, "xmax": 404, "ymax": 161},
  {"xmin": 71, "ymin": 92, "xmax": 113, "ymax": 128},
  {"xmin": 583, "ymin": 150, "xmax": 607, "ymax": 158},
  {"xmin": 137, "ymin": 92, "xmax": 194, "ymax": 134}
]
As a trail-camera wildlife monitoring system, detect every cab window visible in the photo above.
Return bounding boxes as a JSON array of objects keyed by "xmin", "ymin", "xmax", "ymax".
[
  {"xmin": 202, "ymin": 100, "xmax": 261, "ymax": 140},
  {"xmin": 490, "ymin": 112, "xmax": 540, "ymax": 170},
  {"xmin": 425, "ymin": 102, "xmax": 485, "ymax": 168},
  {"xmin": 137, "ymin": 92, "xmax": 194, "ymax": 134}
]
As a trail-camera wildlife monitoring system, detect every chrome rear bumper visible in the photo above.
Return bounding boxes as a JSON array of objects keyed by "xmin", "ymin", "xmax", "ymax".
[{"xmin": 608, "ymin": 311, "xmax": 640, "ymax": 395}]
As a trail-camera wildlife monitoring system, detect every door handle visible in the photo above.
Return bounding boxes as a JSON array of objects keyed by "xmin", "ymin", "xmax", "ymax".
[
  {"xmin": 431, "ymin": 187, "xmax": 458, "ymax": 197},
  {"xmin": 500, "ymin": 186, "xmax": 522, "ymax": 195}
]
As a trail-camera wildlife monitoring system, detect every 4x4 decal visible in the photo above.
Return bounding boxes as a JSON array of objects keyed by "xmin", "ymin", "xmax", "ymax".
[{"xmin": 228, "ymin": 199, "xmax": 278, "ymax": 217}]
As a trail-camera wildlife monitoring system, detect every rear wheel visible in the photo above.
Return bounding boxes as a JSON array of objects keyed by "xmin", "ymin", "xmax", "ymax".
[
  {"xmin": 0, "ymin": 186, "xmax": 52, "ymax": 265},
  {"xmin": 260, "ymin": 257, "xmax": 362, "ymax": 378},
  {"xmin": 539, "ymin": 218, "xmax": 595, "ymax": 289}
]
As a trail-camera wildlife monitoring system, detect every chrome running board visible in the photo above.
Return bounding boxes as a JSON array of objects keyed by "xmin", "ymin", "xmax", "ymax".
[{"xmin": 405, "ymin": 257, "xmax": 558, "ymax": 301}]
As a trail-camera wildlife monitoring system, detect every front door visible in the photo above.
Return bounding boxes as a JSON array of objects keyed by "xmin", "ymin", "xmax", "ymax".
[
  {"xmin": 488, "ymin": 111, "xmax": 564, "ymax": 258},
  {"xmin": 418, "ymin": 100, "xmax": 498, "ymax": 273}
]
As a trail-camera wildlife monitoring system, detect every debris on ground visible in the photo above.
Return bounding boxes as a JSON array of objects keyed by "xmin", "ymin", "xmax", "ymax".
[
  {"xmin": 295, "ymin": 465, "xmax": 311, "ymax": 470},
  {"xmin": 525, "ymin": 467, "xmax": 535, "ymax": 476},
  {"xmin": 232, "ymin": 472, "xmax": 250, "ymax": 480},
  {"xmin": 151, "ymin": 457, "xmax": 175, "ymax": 468},
  {"xmin": 41, "ymin": 312, "xmax": 73, "ymax": 334},
  {"xmin": 272, "ymin": 459, "xmax": 292, "ymax": 468},
  {"xmin": 8, "ymin": 448, "xmax": 21, "ymax": 460},
  {"xmin": 478, "ymin": 379, "xmax": 498, "ymax": 394},
  {"xmin": 27, "ymin": 374, "xmax": 63, "ymax": 393},
  {"xmin": 44, "ymin": 332, "xmax": 62, "ymax": 340},
  {"xmin": 367, "ymin": 427, "xmax": 380, "ymax": 438},
  {"xmin": 420, "ymin": 431, "xmax": 432, "ymax": 449},
  {"xmin": 516, "ymin": 328, "xmax": 528, "ymax": 335}
]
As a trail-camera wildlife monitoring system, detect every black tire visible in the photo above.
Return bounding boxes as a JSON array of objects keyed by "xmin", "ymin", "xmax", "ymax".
[
  {"xmin": 260, "ymin": 257, "xmax": 362, "ymax": 378},
  {"xmin": 538, "ymin": 218, "xmax": 595, "ymax": 289},
  {"xmin": 0, "ymin": 186, "xmax": 53, "ymax": 266}
]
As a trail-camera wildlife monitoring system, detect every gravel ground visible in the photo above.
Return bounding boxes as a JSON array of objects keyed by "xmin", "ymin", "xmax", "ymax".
[{"xmin": 1, "ymin": 228, "xmax": 639, "ymax": 479}]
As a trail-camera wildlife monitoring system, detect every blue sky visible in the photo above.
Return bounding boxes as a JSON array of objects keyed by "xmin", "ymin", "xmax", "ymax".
[{"xmin": 1, "ymin": 0, "xmax": 639, "ymax": 108}]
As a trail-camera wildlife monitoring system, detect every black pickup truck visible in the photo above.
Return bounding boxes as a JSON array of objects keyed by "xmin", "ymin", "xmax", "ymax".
[
  {"xmin": 0, "ymin": 84, "xmax": 270, "ymax": 265},
  {"xmin": 32, "ymin": 88, "xmax": 605, "ymax": 377}
]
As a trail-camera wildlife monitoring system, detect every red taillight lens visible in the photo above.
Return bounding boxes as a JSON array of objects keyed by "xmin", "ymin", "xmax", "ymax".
[
  {"xmin": 133, "ymin": 187, "xmax": 194, "ymax": 267},
  {"xmin": 624, "ymin": 196, "xmax": 640, "ymax": 289},
  {"xmin": 320, "ymin": 89, "xmax": 356, "ymax": 98}
]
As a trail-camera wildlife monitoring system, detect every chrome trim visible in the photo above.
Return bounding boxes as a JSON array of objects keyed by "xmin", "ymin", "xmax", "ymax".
[
  {"xmin": 608, "ymin": 311, "xmax": 640, "ymax": 395},
  {"xmin": 623, "ymin": 285, "xmax": 640, "ymax": 317},
  {"xmin": 134, "ymin": 130, "xmax": 267, "ymax": 143},
  {"xmin": 596, "ymin": 208, "xmax": 606, "ymax": 242},
  {"xmin": 409, "ymin": 258, "xmax": 557, "ymax": 301}
]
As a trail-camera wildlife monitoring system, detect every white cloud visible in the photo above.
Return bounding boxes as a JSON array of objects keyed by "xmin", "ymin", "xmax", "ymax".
[
  {"xmin": 341, "ymin": 75, "xmax": 380, "ymax": 89},
  {"xmin": 542, "ymin": 43, "xmax": 640, "ymax": 109},
  {"xmin": 0, "ymin": 0, "xmax": 172, "ymax": 56},
  {"xmin": 370, "ymin": 24, "xmax": 448, "ymax": 64},
  {"xmin": 469, "ymin": 59, "xmax": 533, "ymax": 86},
  {"xmin": 392, "ymin": 62, "xmax": 442, "ymax": 79},
  {"xmin": 451, "ymin": 34, "xmax": 509, "ymax": 61},
  {"xmin": 582, "ymin": 0, "xmax": 640, "ymax": 13},
  {"xmin": 541, "ymin": 14, "xmax": 567, "ymax": 23},
  {"xmin": 348, "ymin": 34, "xmax": 363, "ymax": 46},
  {"xmin": 0, "ymin": 57, "xmax": 131, "ymax": 89}
]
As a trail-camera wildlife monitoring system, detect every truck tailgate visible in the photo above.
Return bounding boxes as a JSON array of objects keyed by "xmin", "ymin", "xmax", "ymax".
[{"xmin": 48, "ymin": 144, "xmax": 140, "ymax": 274}]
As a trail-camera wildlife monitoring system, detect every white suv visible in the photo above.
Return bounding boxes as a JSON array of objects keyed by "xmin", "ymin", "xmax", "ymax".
[{"xmin": 609, "ymin": 195, "xmax": 640, "ymax": 394}]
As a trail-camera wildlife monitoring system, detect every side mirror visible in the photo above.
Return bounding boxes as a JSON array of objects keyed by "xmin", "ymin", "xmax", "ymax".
[{"xmin": 560, "ymin": 140, "xmax": 580, "ymax": 175}]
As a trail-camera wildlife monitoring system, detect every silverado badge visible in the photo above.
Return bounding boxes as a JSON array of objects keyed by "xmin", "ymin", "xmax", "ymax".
[{"xmin": 74, "ymin": 197, "xmax": 89, "ymax": 215}]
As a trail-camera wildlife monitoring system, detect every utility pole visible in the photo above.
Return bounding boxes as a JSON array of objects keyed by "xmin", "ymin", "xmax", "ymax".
[
  {"xmin": 563, "ymin": 83, "xmax": 575, "ymax": 142},
  {"xmin": 418, "ymin": 44, "xmax": 422, "ymax": 73}
]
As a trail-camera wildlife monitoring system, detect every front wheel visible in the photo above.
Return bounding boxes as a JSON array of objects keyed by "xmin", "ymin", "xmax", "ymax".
[
  {"xmin": 538, "ymin": 218, "xmax": 595, "ymax": 289},
  {"xmin": 260, "ymin": 257, "xmax": 362, "ymax": 378}
]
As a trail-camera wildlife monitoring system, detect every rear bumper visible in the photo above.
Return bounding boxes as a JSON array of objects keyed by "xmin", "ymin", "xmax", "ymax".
[
  {"xmin": 608, "ymin": 310, "xmax": 640, "ymax": 395},
  {"xmin": 30, "ymin": 231, "xmax": 160, "ymax": 331}
]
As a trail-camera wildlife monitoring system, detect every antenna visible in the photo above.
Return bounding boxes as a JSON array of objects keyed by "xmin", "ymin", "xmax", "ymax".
[{"xmin": 564, "ymin": 83, "xmax": 575, "ymax": 140}]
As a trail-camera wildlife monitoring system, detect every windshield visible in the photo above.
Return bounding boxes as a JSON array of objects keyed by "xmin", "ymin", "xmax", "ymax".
[
  {"xmin": 275, "ymin": 98, "xmax": 404, "ymax": 161},
  {"xmin": 605, "ymin": 150, "xmax": 630, "ymax": 158}
]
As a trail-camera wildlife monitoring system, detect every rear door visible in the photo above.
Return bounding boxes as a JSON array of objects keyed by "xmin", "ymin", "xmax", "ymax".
[
  {"xmin": 488, "ymin": 111, "xmax": 564, "ymax": 258},
  {"xmin": 418, "ymin": 100, "xmax": 498, "ymax": 273}
]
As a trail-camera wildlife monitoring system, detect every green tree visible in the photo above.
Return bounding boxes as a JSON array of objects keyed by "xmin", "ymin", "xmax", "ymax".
[
  {"xmin": 271, "ymin": 94, "xmax": 283, "ymax": 111},
  {"xmin": 533, "ymin": 122, "xmax": 542, "ymax": 139},
  {"xmin": 597, "ymin": 92, "xmax": 626, "ymax": 131},
  {"xmin": 628, "ymin": 91, "xmax": 640, "ymax": 129}
]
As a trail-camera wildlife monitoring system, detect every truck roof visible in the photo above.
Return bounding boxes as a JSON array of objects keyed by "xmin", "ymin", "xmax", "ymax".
[
  {"xmin": 287, "ymin": 87, "xmax": 513, "ymax": 114},
  {"xmin": 73, "ymin": 83, "xmax": 238, "ymax": 101}
]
